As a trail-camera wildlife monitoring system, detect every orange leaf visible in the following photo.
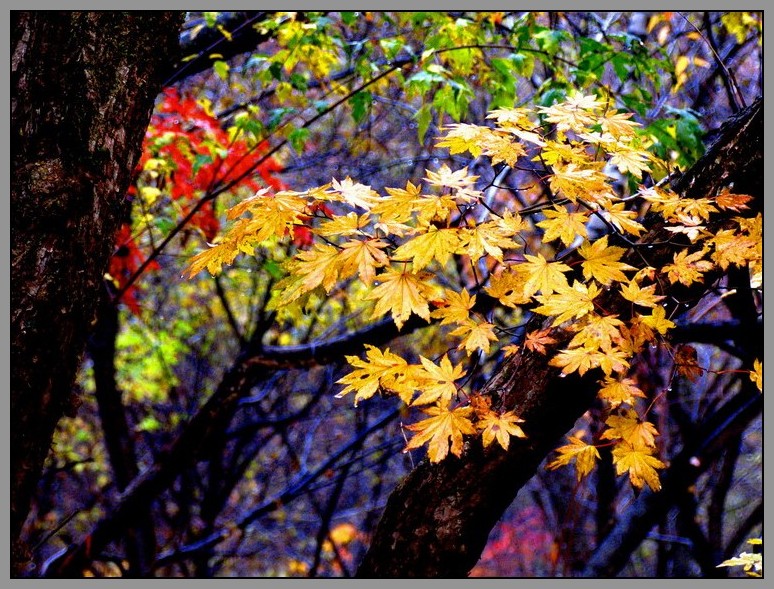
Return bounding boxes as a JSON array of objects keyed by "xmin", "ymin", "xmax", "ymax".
[
  {"xmin": 714, "ymin": 189, "xmax": 753, "ymax": 212},
  {"xmin": 524, "ymin": 328, "xmax": 558, "ymax": 354}
]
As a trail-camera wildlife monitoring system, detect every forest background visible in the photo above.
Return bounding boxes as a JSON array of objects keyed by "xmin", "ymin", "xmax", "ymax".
[{"xmin": 9, "ymin": 9, "xmax": 765, "ymax": 578}]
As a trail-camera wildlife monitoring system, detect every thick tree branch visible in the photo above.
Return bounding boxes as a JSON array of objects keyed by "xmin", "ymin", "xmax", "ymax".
[
  {"xmin": 354, "ymin": 96, "xmax": 762, "ymax": 578},
  {"xmin": 165, "ymin": 12, "xmax": 272, "ymax": 86}
]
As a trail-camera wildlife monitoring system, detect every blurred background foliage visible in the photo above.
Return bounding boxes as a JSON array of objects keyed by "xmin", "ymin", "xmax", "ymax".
[{"xmin": 25, "ymin": 11, "xmax": 762, "ymax": 577}]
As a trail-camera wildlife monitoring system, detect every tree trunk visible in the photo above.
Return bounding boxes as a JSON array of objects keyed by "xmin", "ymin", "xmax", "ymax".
[
  {"xmin": 356, "ymin": 97, "xmax": 762, "ymax": 578},
  {"xmin": 11, "ymin": 11, "xmax": 183, "ymax": 576}
]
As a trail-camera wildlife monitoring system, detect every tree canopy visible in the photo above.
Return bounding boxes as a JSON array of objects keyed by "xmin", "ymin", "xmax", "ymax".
[{"xmin": 12, "ymin": 11, "xmax": 762, "ymax": 578}]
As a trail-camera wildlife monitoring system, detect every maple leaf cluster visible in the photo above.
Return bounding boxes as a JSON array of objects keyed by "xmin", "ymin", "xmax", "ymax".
[
  {"xmin": 110, "ymin": 88, "xmax": 287, "ymax": 315},
  {"xmin": 186, "ymin": 92, "xmax": 761, "ymax": 487}
]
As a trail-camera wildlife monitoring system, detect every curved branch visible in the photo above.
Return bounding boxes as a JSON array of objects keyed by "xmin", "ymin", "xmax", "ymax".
[
  {"xmin": 165, "ymin": 12, "xmax": 272, "ymax": 86},
  {"xmin": 354, "ymin": 97, "xmax": 762, "ymax": 578}
]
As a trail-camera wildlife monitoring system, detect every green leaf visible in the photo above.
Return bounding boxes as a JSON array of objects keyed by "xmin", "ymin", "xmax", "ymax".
[
  {"xmin": 269, "ymin": 61, "xmax": 283, "ymax": 81},
  {"xmin": 289, "ymin": 73, "xmax": 308, "ymax": 91},
  {"xmin": 213, "ymin": 60, "xmax": 230, "ymax": 81},
  {"xmin": 192, "ymin": 153, "xmax": 214, "ymax": 175},
  {"xmin": 511, "ymin": 53, "xmax": 534, "ymax": 78},
  {"xmin": 203, "ymin": 12, "xmax": 219, "ymax": 28},
  {"xmin": 350, "ymin": 91, "xmax": 372, "ymax": 125},
  {"xmin": 340, "ymin": 11, "xmax": 358, "ymax": 26},
  {"xmin": 414, "ymin": 103, "xmax": 432, "ymax": 144},
  {"xmin": 263, "ymin": 259, "xmax": 284, "ymax": 280},
  {"xmin": 379, "ymin": 38, "xmax": 403, "ymax": 60},
  {"xmin": 288, "ymin": 127, "xmax": 310, "ymax": 153},
  {"xmin": 137, "ymin": 416, "xmax": 162, "ymax": 433}
]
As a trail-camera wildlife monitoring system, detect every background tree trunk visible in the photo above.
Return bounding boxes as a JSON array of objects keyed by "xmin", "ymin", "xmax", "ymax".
[
  {"xmin": 356, "ymin": 97, "xmax": 762, "ymax": 578},
  {"xmin": 11, "ymin": 11, "xmax": 183, "ymax": 576}
]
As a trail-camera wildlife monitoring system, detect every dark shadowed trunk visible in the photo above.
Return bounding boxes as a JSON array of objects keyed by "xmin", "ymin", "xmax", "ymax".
[
  {"xmin": 356, "ymin": 97, "xmax": 762, "ymax": 578},
  {"xmin": 11, "ymin": 11, "xmax": 183, "ymax": 576}
]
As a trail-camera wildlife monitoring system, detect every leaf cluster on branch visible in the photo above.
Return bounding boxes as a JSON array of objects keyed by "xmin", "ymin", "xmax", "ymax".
[{"xmin": 186, "ymin": 91, "xmax": 761, "ymax": 489}]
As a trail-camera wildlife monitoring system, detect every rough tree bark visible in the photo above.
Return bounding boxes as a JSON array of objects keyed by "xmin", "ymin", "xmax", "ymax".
[
  {"xmin": 11, "ymin": 11, "xmax": 184, "ymax": 576},
  {"xmin": 356, "ymin": 97, "xmax": 762, "ymax": 578}
]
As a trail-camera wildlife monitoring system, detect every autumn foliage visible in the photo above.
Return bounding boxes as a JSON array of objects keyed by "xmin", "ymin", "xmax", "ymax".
[
  {"xmin": 186, "ymin": 91, "xmax": 760, "ymax": 492},
  {"xmin": 108, "ymin": 88, "xmax": 286, "ymax": 312}
]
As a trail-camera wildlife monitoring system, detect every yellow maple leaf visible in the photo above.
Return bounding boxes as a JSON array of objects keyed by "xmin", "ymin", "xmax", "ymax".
[
  {"xmin": 330, "ymin": 176, "xmax": 380, "ymax": 210},
  {"xmin": 597, "ymin": 376, "xmax": 646, "ymax": 407},
  {"xmin": 533, "ymin": 280, "xmax": 600, "ymax": 326},
  {"xmin": 537, "ymin": 92, "xmax": 603, "ymax": 131},
  {"xmin": 273, "ymin": 243, "xmax": 342, "ymax": 305},
  {"xmin": 226, "ymin": 188, "xmax": 308, "ymax": 224},
  {"xmin": 623, "ymin": 314, "xmax": 658, "ymax": 351},
  {"xmin": 391, "ymin": 226, "xmax": 462, "ymax": 270},
  {"xmin": 494, "ymin": 210, "xmax": 530, "ymax": 236},
  {"xmin": 578, "ymin": 236, "xmax": 635, "ymax": 286},
  {"xmin": 404, "ymin": 403, "xmax": 476, "ymax": 462},
  {"xmin": 708, "ymin": 229, "xmax": 758, "ymax": 270},
  {"xmin": 450, "ymin": 319, "xmax": 499, "ymax": 356},
  {"xmin": 602, "ymin": 408, "xmax": 659, "ymax": 448},
  {"xmin": 549, "ymin": 347, "xmax": 605, "ymax": 377},
  {"xmin": 458, "ymin": 221, "xmax": 520, "ymax": 263},
  {"xmin": 374, "ymin": 181, "xmax": 425, "ymax": 224},
  {"xmin": 435, "ymin": 123, "xmax": 495, "ymax": 158},
  {"xmin": 521, "ymin": 253, "xmax": 571, "ymax": 297},
  {"xmin": 314, "ymin": 212, "xmax": 371, "ymax": 237},
  {"xmin": 366, "ymin": 268, "xmax": 434, "ymax": 330},
  {"xmin": 485, "ymin": 265, "xmax": 531, "ymax": 308},
  {"xmin": 611, "ymin": 441, "xmax": 665, "ymax": 491},
  {"xmin": 412, "ymin": 194, "xmax": 461, "ymax": 228},
  {"xmin": 567, "ymin": 313, "xmax": 625, "ymax": 352},
  {"xmin": 185, "ymin": 233, "xmax": 247, "ymax": 278},
  {"xmin": 186, "ymin": 190, "xmax": 310, "ymax": 278},
  {"xmin": 539, "ymin": 140, "xmax": 592, "ymax": 167},
  {"xmin": 336, "ymin": 238, "xmax": 390, "ymax": 286},
  {"xmin": 424, "ymin": 164, "xmax": 481, "ymax": 202},
  {"xmin": 547, "ymin": 435, "xmax": 600, "ymax": 480},
  {"xmin": 619, "ymin": 279, "xmax": 665, "ymax": 308},
  {"xmin": 486, "ymin": 106, "xmax": 545, "ymax": 146},
  {"xmin": 536, "ymin": 206, "xmax": 589, "ymax": 247},
  {"xmin": 608, "ymin": 146, "xmax": 652, "ymax": 179},
  {"xmin": 482, "ymin": 132, "xmax": 527, "ymax": 167},
  {"xmin": 477, "ymin": 410, "xmax": 526, "ymax": 451},
  {"xmin": 750, "ymin": 359, "xmax": 762, "ymax": 392},
  {"xmin": 411, "ymin": 354, "xmax": 466, "ymax": 406},
  {"xmin": 599, "ymin": 202, "xmax": 646, "ymax": 237},
  {"xmin": 335, "ymin": 345, "xmax": 414, "ymax": 406},
  {"xmin": 430, "ymin": 288, "xmax": 475, "ymax": 325},
  {"xmin": 600, "ymin": 110, "xmax": 641, "ymax": 139},
  {"xmin": 596, "ymin": 347, "xmax": 632, "ymax": 376},
  {"xmin": 641, "ymin": 306, "xmax": 675, "ymax": 335},
  {"xmin": 548, "ymin": 163, "xmax": 613, "ymax": 203},
  {"xmin": 671, "ymin": 198, "xmax": 718, "ymax": 225}
]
